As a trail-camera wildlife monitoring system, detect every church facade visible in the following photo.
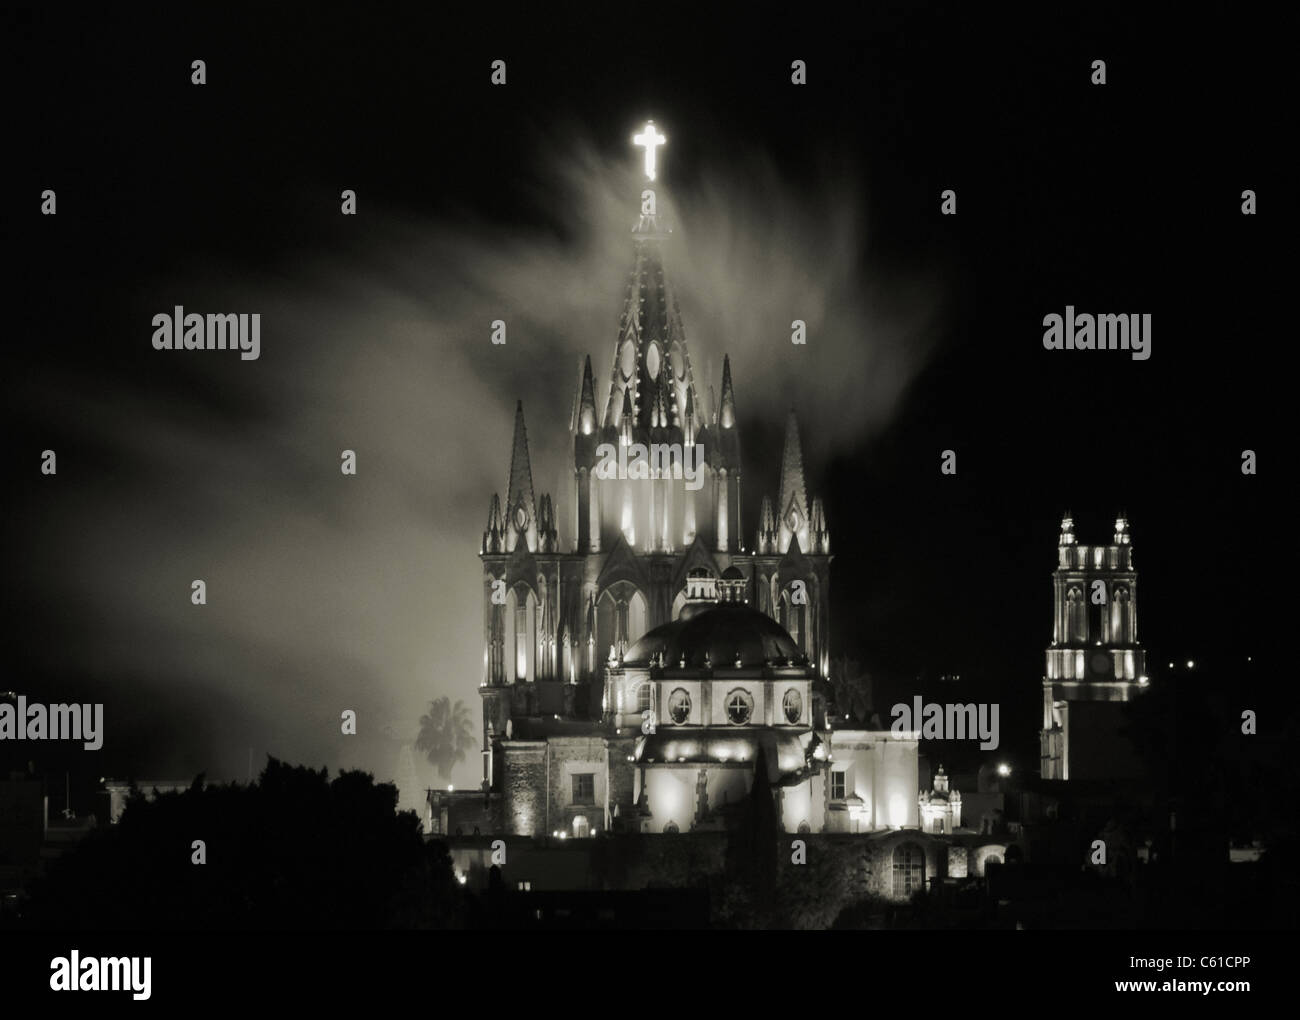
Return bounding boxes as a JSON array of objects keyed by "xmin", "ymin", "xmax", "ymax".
[{"xmin": 455, "ymin": 123, "xmax": 920, "ymax": 843}]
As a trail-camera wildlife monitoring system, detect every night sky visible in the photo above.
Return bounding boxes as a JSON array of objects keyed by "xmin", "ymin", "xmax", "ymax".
[{"xmin": 4, "ymin": 6, "xmax": 1283, "ymax": 804}]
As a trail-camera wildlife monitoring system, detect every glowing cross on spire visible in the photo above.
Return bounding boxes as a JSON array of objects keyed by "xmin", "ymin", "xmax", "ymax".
[{"xmin": 633, "ymin": 121, "xmax": 666, "ymax": 181}]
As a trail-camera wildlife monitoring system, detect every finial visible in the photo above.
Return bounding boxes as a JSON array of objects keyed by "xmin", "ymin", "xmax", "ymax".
[{"xmin": 633, "ymin": 121, "xmax": 667, "ymax": 181}]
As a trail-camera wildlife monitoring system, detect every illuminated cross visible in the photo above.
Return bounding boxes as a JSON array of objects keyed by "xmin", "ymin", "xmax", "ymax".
[{"xmin": 633, "ymin": 121, "xmax": 666, "ymax": 181}]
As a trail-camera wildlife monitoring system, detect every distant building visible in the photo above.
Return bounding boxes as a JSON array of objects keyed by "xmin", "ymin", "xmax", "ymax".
[
  {"xmin": 102, "ymin": 779, "xmax": 197, "ymax": 823},
  {"xmin": 919, "ymin": 765, "xmax": 961, "ymax": 834},
  {"xmin": 1040, "ymin": 513, "xmax": 1149, "ymax": 781}
]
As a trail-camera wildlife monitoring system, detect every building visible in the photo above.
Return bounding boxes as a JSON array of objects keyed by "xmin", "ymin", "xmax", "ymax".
[
  {"xmin": 919, "ymin": 765, "xmax": 961, "ymax": 834},
  {"xmin": 444, "ymin": 123, "xmax": 923, "ymax": 845},
  {"xmin": 1039, "ymin": 513, "xmax": 1149, "ymax": 781}
]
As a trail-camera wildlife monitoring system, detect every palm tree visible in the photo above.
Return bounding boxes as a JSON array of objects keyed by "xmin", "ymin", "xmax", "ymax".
[{"xmin": 415, "ymin": 697, "xmax": 475, "ymax": 779}]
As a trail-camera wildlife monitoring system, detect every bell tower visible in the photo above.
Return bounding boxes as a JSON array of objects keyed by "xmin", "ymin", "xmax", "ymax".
[{"xmin": 1040, "ymin": 513, "xmax": 1148, "ymax": 780}]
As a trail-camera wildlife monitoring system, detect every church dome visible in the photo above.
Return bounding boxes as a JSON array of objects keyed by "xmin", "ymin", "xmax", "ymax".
[{"xmin": 623, "ymin": 602, "xmax": 808, "ymax": 669}]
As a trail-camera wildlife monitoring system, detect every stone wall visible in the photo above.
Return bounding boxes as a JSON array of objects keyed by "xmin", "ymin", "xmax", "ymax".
[{"xmin": 502, "ymin": 742, "xmax": 546, "ymax": 835}]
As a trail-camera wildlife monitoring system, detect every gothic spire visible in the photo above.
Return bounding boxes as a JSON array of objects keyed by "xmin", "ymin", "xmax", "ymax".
[
  {"xmin": 482, "ymin": 493, "xmax": 503, "ymax": 554},
  {"xmin": 758, "ymin": 495, "xmax": 776, "ymax": 555},
  {"xmin": 575, "ymin": 354, "xmax": 598, "ymax": 436},
  {"xmin": 504, "ymin": 400, "xmax": 538, "ymax": 553},
  {"xmin": 600, "ymin": 121, "xmax": 699, "ymax": 441},
  {"xmin": 718, "ymin": 355, "xmax": 737, "ymax": 430},
  {"xmin": 777, "ymin": 410, "xmax": 810, "ymax": 554}
]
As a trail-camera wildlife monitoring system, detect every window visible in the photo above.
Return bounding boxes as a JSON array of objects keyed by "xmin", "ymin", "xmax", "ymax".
[
  {"xmin": 892, "ymin": 843, "xmax": 925, "ymax": 898},
  {"xmin": 637, "ymin": 682, "xmax": 653, "ymax": 713},
  {"xmin": 668, "ymin": 688, "xmax": 691, "ymax": 724},
  {"xmin": 726, "ymin": 689, "xmax": 753, "ymax": 725},
  {"xmin": 783, "ymin": 688, "xmax": 803, "ymax": 724},
  {"xmin": 830, "ymin": 770, "xmax": 846, "ymax": 799},
  {"xmin": 572, "ymin": 773, "xmax": 594, "ymax": 805},
  {"xmin": 663, "ymin": 820, "xmax": 679, "ymax": 834},
  {"xmin": 797, "ymin": 821, "xmax": 811, "ymax": 834}
]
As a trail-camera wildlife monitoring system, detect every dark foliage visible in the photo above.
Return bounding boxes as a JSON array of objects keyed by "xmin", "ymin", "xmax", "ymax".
[{"xmin": 19, "ymin": 757, "xmax": 464, "ymax": 929}]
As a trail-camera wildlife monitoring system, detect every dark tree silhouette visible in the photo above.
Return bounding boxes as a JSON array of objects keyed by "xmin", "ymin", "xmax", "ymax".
[
  {"xmin": 716, "ymin": 751, "xmax": 782, "ymax": 928},
  {"xmin": 828, "ymin": 656, "xmax": 873, "ymax": 725},
  {"xmin": 17, "ymin": 757, "xmax": 464, "ymax": 930},
  {"xmin": 416, "ymin": 697, "xmax": 475, "ymax": 779}
]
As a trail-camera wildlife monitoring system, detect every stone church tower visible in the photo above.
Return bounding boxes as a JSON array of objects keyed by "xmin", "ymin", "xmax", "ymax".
[
  {"xmin": 1040, "ymin": 513, "xmax": 1149, "ymax": 780},
  {"xmin": 475, "ymin": 123, "xmax": 833, "ymax": 831}
]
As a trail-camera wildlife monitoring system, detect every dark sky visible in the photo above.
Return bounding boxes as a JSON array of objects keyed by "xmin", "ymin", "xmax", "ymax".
[{"xmin": 4, "ymin": 6, "xmax": 1283, "ymax": 803}]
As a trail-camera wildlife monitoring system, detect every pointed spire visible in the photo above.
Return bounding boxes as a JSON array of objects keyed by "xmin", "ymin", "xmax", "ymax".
[
  {"xmin": 576, "ymin": 355, "xmax": 598, "ymax": 436},
  {"xmin": 718, "ymin": 355, "xmax": 737, "ymax": 430},
  {"xmin": 483, "ymin": 494, "xmax": 503, "ymax": 553},
  {"xmin": 537, "ymin": 494, "xmax": 555, "ymax": 553},
  {"xmin": 505, "ymin": 401, "xmax": 538, "ymax": 553},
  {"xmin": 811, "ymin": 496, "xmax": 830, "ymax": 554},
  {"xmin": 758, "ymin": 495, "xmax": 776, "ymax": 555},
  {"xmin": 777, "ymin": 410, "xmax": 810, "ymax": 554}
]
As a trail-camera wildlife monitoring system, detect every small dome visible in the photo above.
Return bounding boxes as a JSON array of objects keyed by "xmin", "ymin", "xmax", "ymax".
[{"xmin": 623, "ymin": 603, "xmax": 807, "ymax": 669}]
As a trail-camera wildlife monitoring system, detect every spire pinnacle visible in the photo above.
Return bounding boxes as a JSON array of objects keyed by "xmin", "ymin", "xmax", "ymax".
[
  {"xmin": 718, "ymin": 355, "xmax": 737, "ymax": 430},
  {"xmin": 504, "ymin": 401, "xmax": 538, "ymax": 553},
  {"xmin": 576, "ymin": 355, "xmax": 598, "ymax": 436},
  {"xmin": 777, "ymin": 409, "xmax": 810, "ymax": 553}
]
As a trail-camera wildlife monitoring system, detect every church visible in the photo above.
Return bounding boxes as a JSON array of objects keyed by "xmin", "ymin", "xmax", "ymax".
[{"xmin": 429, "ymin": 122, "xmax": 925, "ymax": 847}]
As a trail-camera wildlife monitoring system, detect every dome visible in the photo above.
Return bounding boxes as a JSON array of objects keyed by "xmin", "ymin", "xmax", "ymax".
[{"xmin": 623, "ymin": 602, "xmax": 808, "ymax": 669}]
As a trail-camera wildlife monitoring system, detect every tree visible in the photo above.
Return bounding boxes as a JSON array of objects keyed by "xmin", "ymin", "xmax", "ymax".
[
  {"xmin": 828, "ymin": 656, "xmax": 873, "ymax": 725},
  {"xmin": 416, "ymin": 697, "xmax": 475, "ymax": 779},
  {"xmin": 18, "ymin": 757, "xmax": 463, "ymax": 929},
  {"xmin": 716, "ymin": 752, "xmax": 782, "ymax": 928}
]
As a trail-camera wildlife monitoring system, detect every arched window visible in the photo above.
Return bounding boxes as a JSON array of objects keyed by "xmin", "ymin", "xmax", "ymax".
[
  {"xmin": 1066, "ymin": 587, "xmax": 1086, "ymax": 643},
  {"xmin": 1089, "ymin": 585, "xmax": 1105, "ymax": 643},
  {"xmin": 1111, "ymin": 586, "xmax": 1131, "ymax": 644},
  {"xmin": 797, "ymin": 821, "xmax": 811, "ymax": 834},
  {"xmin": 596, "ymin": 583, "xmax": 648, "ymax": 673},
  {"xmin": 663, "ymin": 820, "xmax": 679, "ymax": 834},
  {"xmin": 637, "ymin": 682, "xmax": 653, "ymax": 713},
  {"xmin": 780, "ymin": 590, "xmax": 804, "ymax": 649},
  {"xmin": 504, "ymin": 585, "xmax": 537, "ymax": 683},
  {"xmin": 892, "ymin": 843, "xmax": 926, "ymax": 898}
]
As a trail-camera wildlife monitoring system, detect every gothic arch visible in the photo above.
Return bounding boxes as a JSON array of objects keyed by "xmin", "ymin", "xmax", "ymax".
[
  {"xmin": 1066, "ymin": 586, "xmax": 1086, "ymax": 643},
  {"xmin": 595, "ymin": 581, "xmax": 648, "ymax": 669},
  {"xmin": 504, "ymin": 584, "xmax": 538, "ymax": 683}
]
